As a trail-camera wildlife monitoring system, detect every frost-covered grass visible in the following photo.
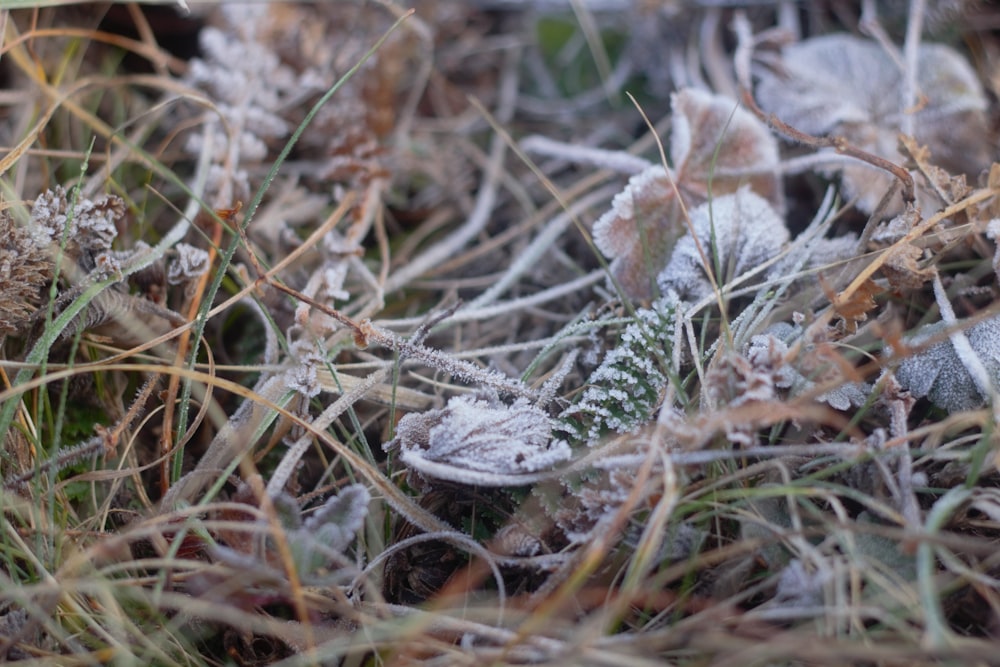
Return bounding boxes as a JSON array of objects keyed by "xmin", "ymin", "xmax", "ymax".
[{"xmin": 2, "ymin": 2, "xmax": 1000, "ymax": 665}]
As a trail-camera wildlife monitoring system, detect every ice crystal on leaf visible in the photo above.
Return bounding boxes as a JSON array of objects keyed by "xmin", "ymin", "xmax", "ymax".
[
  {"xmin": 755, "ymin": 34, "xmax": 989, "ymax": 214},
  {"xmin": 894, "ymin": 314, "xmax": 1000, "ymax": 413},
  {"xmin": 167, "ymin": 243, "xmax": 210, "ymax": 285},
  {"xmin": 593, "ymin": 88, "xmax": 779, "ymax": 300},
  {"xmin": 386, "ymin": 392, "xmax": 570, "ymax": 488},
  {"xmin": 657, "ymin": 186, "xmax": 788, "ymax": 302},
  {"xmin": 560, "ymin": 293, "xmax": 679, "ymax": 444}
]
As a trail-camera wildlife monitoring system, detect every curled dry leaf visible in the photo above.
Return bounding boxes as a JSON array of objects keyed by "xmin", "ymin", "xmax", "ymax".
[
  {"xmin": 881, "ymin": 242, "xmax": 935, "ymax": 290},
  {"xmin": 593, "ymin": 88, "xmax": 780, "ymax": 300},
  {"xmin": 755, "ymin": 34, "xmax": 989, "ymax": 214},
  {"xmin": 386, "ymin": 392, "xmax": 571, "ymax": 487},
  {"xmin": 657, "ymin": 186, "xmax": 789, "ymax": 302},
  {"xmin": 167, "ymin": 243, "xmax": 211, "ymax": 285},
  {"xmin": 830, "ymin": 278, "xmax": 883, "ymax": 335}
]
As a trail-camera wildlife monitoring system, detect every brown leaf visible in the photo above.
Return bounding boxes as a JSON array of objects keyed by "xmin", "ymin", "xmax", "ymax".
[
  {"xmin": 831, "ymin": 277, "xmax": 883, "ymax": 334},
  {"xmin": 882, "ymin": 242, "xmax": 935, "ymax": 290}
]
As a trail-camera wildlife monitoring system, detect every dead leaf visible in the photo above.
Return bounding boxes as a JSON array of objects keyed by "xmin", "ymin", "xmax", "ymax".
[{"xmin": 882, "ymin": 242, "xmax": 935, "ymax": 290}]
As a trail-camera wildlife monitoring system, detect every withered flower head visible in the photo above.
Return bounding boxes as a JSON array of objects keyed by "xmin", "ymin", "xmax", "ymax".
[{"xmin": 0, "ymin": 213, "xmax": 53, "ymax": 335}]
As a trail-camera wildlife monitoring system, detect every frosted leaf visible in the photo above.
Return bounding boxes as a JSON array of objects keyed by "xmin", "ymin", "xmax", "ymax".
[
  {"xmin": 213, "ymin": 484, "xmax": 369, "ymax": 584},
  {"xmin": 815, "ymin": 382, "xmax": 869, "ymax": 412},
  {"xmin": 321, "ymin": 264, "xmax": 350, "ymax": 302},
  {"xmin": 236, "ymin": 129, "xmax": 270, "ymax": 163},
  {"xmin": 657, "ymin": 186, "xmax": 788, "ymax": 302},
  {"xmin": 387, "ymin": 392, "xmax": 570, "ymax": 486},
  {"xmin": 895, "ymin": 314, "xmax": 1000, "ymax": 413},
  {"xmin": 302, "ymin": 484, "xmax": 371, "ymax": 554},
  {"xmin": 592, "ymin": 165, "xmax": 682, "ymax": 300},
  {"xmin": 92, "ymin": 252, "xmax": 124, "ymax": 281},
  {"xmin": 774, "ymin": 559, "xmax": 831, "ymax": 608},
  {"xmin": 71, "ymin": 198, "xmax": 123, "ymax": 251},
  {"xmin": 287, "ymin": 348, "xmax": 326, "ymax": 399},
  {"xmin": 706, "ymin": 349, "xmax": 776, "ymax": 409},
  {"xmin": 790, "ymin": 234, "xmax": 859, "ymax": 274},
  {"xmin": 490, "ymin": 524, "xmax": 542, "ymax": 557},
  {"xmin": 747, "ymin": 338, "xmax": 789, "ymax": 388},
  {"xmin": 167, "ymin": 243, "xmax": 210, "ymax": 285},
  {"xmin": 560, "ymin": 293, "xmax": 678, "ymax": 444},
  {"xmin": 551, "ymin": 466, "xmax": 637, "ymax": 545},
  {"xmin": 242, "ymin": 105, "xmax": 291, "ymax": 141},
  {"xmin": 283, "ymin": 484, "xmax": 370, "ymax": 579},
  {"xmin": 30, "ymin": 187, "xmax": 70, "ymax": 241},
  {"xmin": 592, "ymin": 88, "xmax": 779, "ymax": 300},
  {"xmin": 756, "ymin": 34, "xmax": 989, "ymax": 213},
  {"xmin": 670, "ymin": 87, "xmax": 780, "ymax": 204}
]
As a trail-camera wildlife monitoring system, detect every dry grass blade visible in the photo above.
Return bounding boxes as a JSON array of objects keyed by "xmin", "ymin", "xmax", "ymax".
[{"xmin": 3, "ymin": 2, "xmax": 1000, "ymax": 665}]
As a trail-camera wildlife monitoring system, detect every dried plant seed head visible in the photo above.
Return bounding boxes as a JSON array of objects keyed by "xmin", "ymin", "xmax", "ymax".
[
  {"xmin": 30, "ymin": 187, "xmax": 124, "ymax": 255},
  {"xmin": 0, "ymin": 213, "xmax": 53, "ymax": 335}
]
